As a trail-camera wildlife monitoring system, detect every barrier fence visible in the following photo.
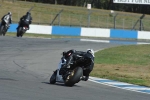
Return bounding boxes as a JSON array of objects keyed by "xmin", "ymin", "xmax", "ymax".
[
  {"xmin": 1, "ymin": 0, "xmax": 150, "ymax": 31},
  {"xmin": 8, "ymin": 24, "xmax": 150, "ymax": 40}
]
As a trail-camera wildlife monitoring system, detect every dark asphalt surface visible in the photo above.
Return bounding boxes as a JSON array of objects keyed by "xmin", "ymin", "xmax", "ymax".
[{"xmin": 0, "ymin": 36, "xmax": 150, "ymax": 100}]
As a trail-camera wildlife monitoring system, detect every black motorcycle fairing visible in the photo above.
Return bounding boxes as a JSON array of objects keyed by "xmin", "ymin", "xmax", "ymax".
[{"xmin": 60, "ymin": 54, "xmax": 93, "ymax": 80}]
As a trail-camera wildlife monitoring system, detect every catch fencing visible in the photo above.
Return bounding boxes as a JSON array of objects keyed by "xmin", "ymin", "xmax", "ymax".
[{"xmin": 1, "ymin": 0, "xmax": 150, "ymax": 31}]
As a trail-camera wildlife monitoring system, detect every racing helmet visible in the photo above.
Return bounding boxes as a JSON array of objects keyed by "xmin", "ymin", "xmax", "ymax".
[
  {"xmin": 87, "ymin": 49, "xmax": 94, "ymax": 57},
  {"xmin": 26, "ymin": 12, "xmax": 31, "ymax": 15},
  {"xmin": 8, "ymin": 11, "xmax": 12, "ymax": 15}
]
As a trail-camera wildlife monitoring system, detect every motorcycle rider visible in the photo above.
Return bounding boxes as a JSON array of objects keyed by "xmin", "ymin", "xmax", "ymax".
[
  {"xmin": 1, "ymin": 12, "xmax": 12, "ymax": 27},
  {"xmin": 17, "ymin": 12, "xmax": 32, "ymax": 30},
  {"xmin": 60, "ymin": 49, "xmax": 95, "ymax": 81}
]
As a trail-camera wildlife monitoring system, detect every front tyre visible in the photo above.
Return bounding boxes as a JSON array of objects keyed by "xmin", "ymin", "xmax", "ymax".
[
  {"xmin": 65, "ymin": 67, "xmax": 83, "ymax": 86},
  {"xmin": 50, "ymin": 70, "xmax": 57, "ymax": 84}
]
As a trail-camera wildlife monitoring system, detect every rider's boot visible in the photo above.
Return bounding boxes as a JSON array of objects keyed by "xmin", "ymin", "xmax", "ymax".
[{"xmin": 81, "ymin": 76, "xmax": 89, "ymax": 81}]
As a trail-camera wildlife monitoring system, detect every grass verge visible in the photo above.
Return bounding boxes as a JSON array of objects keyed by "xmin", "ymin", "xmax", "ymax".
[{"xmin": 91, "ymin": 45, "xmax": 150, "ymax": 87}]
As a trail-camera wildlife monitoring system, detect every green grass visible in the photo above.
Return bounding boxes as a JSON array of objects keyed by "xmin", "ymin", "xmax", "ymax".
[
  {"xmin": 91, "ymin": 45, "xmax": 150, "ymax": 87},
  {"xmin": 95, "ymin": 45, "xmax": 150, "ymax": 65}
]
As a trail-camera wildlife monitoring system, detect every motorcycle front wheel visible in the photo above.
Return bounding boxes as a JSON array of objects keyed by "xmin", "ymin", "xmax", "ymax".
[{"xmin": 50, "ymin": 70, "xmax": 57, "ymax": 84}]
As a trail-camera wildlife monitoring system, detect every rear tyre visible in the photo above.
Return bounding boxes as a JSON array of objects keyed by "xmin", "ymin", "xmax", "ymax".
[
  {"xmin": 3, "ymin": 28, "xmax": 7, "ymax": 36},
  {"xmin": 0, "ymin": 25, "xmax": 4, "ymax": 36},
  {"xmin": 50, "ymin": 70, "xmax": 57, "ymax": 84},
  {"xmin": 65, "ymin": 67, "xmax": 83, "ymax": 86},
  {"xmin": 17, "ymin": 27, "xmax": 22, "ymax": 37}
]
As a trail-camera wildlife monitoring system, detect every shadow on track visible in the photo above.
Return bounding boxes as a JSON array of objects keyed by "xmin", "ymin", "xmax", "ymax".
[{"xmin": 42, "ymin": 82, "xmax": 81, "ymax": 87}]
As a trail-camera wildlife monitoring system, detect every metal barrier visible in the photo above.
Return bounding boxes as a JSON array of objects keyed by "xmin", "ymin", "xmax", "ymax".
[{"xmin": 1, "ymin": 0, "xmax": 150, "ymax": 31}]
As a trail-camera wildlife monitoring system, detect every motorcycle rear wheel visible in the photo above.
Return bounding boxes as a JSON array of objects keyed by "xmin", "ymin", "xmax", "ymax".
[
  {"xmin": 0, "ymin": 25, "xmax": 5, "ymax": 36},
  {"xmin": 17, "ymin": 27, "xmax": 23, "ymax": 37},
  {"xmin": 65, "ymin": 67, "xmax": 83, "ymax": 87}
]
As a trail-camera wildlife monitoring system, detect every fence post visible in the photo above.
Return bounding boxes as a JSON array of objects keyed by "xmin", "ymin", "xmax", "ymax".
[
  {"xmin": 98, "ymin": 16, "xmax": 99, "ymax": 28},
  {"xmin": 69, "ymin": 14, "xmax": 71, "ymax": 26},
  {"xmin": 58, "ymin": 13, "xmax": 61, "ymax": 26},
  {"xmin": 139, "ymin": 19, "xmax": 144, "ymax": 31},
  {"xmin": 114, "ymin": 13, "xmax": 118, "ymax": 29},
  {"xmin": 87, "ymin": 9, "xmax": 91, "ymax": 27},
  {"xmin": 106, "ymin": 16, "xmax": 108, "ymax": 28},
  {"xmin": 38, "ymin": 13, "xmax": 41, "ymax": 24},
  {"xmin": 50, "ymin": 9, "xmax": 63, "ymax": 25},
  {"xmin": 50, "ymin": 14, "xmax": 52, "ymax": 25},
  {"xmin": 132, "ymin": 20, "xmax": 134, "ymax": 29},
  {"xmin": 87, "ymin": 4, "xmax": 91, "ymax": 27},
  {"xmin": 122, "ymin": 19, "xmax": 124, "ymax": 29},
  {"xmin": 18, "ymin": 10, "xmax": 20, "ymax": 22},
  {"xmin": 80, "ymin": 15, "xmax": 82, "ymax": 27},
  {"xmin": 132, "ymin": 14, "xmax": 145, "ymax": 31}
]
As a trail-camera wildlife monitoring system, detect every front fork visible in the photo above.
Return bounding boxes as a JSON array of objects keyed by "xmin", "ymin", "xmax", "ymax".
[{"xmin": 55, "ymin": 61, "xmax": 66, "ymax": 82}]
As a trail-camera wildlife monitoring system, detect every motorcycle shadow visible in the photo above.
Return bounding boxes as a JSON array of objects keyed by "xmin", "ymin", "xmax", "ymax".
[{"xmin": 42, "ymin": 82, "xmax": 81, "ymax": 87}]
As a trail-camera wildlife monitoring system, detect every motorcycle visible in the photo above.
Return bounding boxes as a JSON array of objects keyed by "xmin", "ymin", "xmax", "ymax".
[
  {"xmin": 50, "ymin": 53, "xmax": 94, "ymax": 87},
  {"xmin": 17, "ymin": 19, "xmax": 30, "ymax": 37},
  {"xmin": 16, "ymin": 25, "xmax": 28, "ymax": 37},
  {"xmin": 0, "ymin": 23, "xmax": 9, "ymax": 36}
]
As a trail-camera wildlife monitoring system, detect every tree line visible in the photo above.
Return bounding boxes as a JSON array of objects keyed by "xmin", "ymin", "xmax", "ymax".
[{"xmin": 21, "ymin": 0, "xmax": 150, "ymax": 14}]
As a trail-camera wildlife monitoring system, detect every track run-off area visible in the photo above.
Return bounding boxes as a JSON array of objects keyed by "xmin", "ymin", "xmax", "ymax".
[{"xmin": 0, "ymin": 36, "xmax": 150, "ymax": 100}]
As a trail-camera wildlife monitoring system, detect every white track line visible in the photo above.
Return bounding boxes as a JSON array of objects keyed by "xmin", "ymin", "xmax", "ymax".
[{"xmin": 89, "ymin": 77, "xmax": 150, "ymax": 95}]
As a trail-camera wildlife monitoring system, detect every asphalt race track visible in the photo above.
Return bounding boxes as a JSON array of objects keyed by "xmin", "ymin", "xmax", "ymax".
[{"xmin": 0, "ymin": 36, "xmax": 150, "ymax": 100}]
